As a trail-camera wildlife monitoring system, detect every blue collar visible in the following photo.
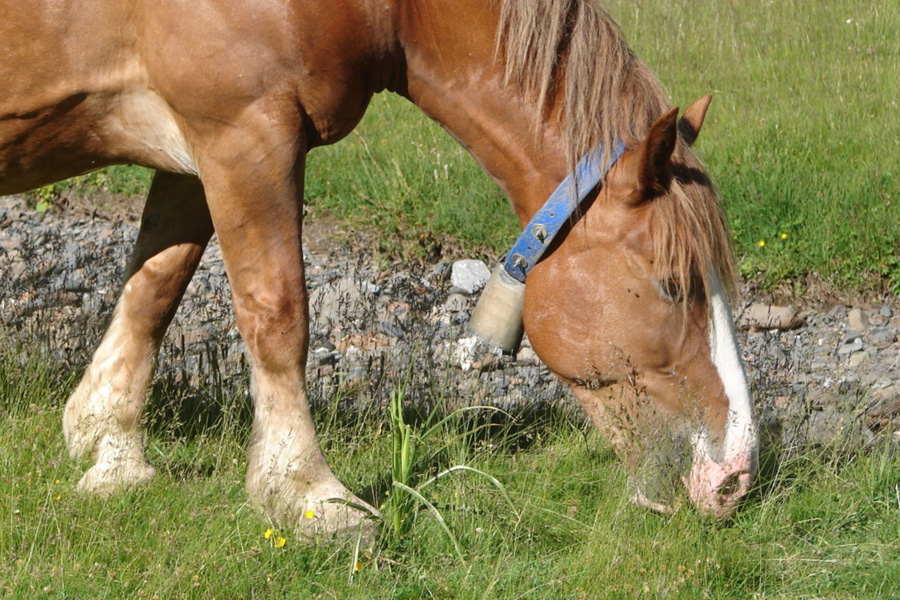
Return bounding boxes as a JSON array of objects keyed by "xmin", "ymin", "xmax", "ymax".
[{"xmin": 502, "ymin": 140, "xmax": 626, "ymax": 282}]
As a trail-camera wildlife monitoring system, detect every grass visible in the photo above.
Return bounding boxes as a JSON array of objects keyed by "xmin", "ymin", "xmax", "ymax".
[
  {"xmin": 25, "ymin": 0, "xmax": 900, "ymax": 294},
  {"xmin": 605, "ymin": 0, "xmax": 900, "ymax": 292},
  {"xmin": 1, "ymin": 347, "xmax": 898, "ymax": 599}
]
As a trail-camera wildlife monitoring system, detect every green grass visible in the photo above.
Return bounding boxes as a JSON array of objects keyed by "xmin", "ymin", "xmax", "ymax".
[
  {"xmin": 1, "ymin": 348, "xmax": 898, "ymax": 599},
  {"xmin": 605, "ymin": 0, "xmax": 900, "ymax": 292}
]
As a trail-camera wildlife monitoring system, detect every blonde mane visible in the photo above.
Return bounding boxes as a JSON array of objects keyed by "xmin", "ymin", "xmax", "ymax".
[{"xmin": 495, "ymin": 0, "xmax": 736, "ymax": 300}]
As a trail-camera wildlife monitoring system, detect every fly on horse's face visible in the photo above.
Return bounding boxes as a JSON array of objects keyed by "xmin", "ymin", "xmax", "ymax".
[{"xmin": 524, "ymin": 104, "xmax": 756, "ymax": 518}]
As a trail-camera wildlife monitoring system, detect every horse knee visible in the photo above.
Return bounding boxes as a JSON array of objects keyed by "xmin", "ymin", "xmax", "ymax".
[{"xmin": 235, "ymin": 289, "xmax": 308, "ymax": 371}]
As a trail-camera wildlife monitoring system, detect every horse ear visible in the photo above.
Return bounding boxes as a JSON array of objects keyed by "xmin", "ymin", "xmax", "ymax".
[
  {"xmin": 636, "ymin": 106, "xmax": 679, "ymax": 196},
  {"xmin": 678, "ymin": 95, "xmax": 712, "ymax": 146}
]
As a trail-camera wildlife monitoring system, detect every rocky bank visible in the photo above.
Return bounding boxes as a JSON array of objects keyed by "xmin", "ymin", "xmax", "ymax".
[{"xmin": 1, "ymin": 194, "xmax": 899, "ymax": 451}]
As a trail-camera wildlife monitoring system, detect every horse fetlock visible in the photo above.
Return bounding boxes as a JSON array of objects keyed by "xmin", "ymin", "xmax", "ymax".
[
  {"xmin": 63, "ymin": 380, "xmax": 108, "ymax": 459},
  {"xmin": 64, "ymin": 370, "xmax": 152, "ymax": 490},
  {"xmin": 63, "ymin": 381, "xmax": 142, "ymax": 459}
]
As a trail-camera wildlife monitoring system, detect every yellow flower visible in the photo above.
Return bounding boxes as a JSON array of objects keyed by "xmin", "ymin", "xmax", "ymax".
[
  {"xmin": 304, "ymin": 509, "xmax": 315, "ymax": 520},
  {"xmin": 354, "ymin": 561, "xmax": 364, "ymax": 572},
  {"xmin": 264, "ymin": 528, "xmax": 273, "ymax": 539},
  {"xmin": 274, "ymin": 536, "xmax": 286, "ymax": 548},
  {"xmin": 780, "ymin": 233, "xmax": 788, "ymax": 239},
  {"xmin": 758, "ymin": 240, "xmax": 766, "ymax": 247}
]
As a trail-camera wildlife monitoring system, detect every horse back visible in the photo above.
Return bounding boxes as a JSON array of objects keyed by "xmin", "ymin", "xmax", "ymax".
[{"xmin": 0, "ymin": 0, "xmax": 396, "ymax": 194}]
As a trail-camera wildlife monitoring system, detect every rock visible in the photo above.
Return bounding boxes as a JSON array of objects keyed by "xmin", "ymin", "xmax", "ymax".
[
  {"xmin": 848, "ymin": 350, "xmax": 869, "ymax": 369},
  {"xmin": 869, "ymin": 327, "xmax": 897, "ymax": 345},
  {"xmin": 515, "ymin": 346, "xmax": 539, "ymax": 366},
  {"xmin": 442, "ymin": 293, "xmax": 470, "ymax": 314},
  {"xmin": 837, "ymin": 337, "xmax": 864, "ymax": 356},
  {"xmin": 308, "ymin": 277, "xmax": 365, "ymax": 326},
  {"xmin": 312, "ymin": 347, "xmax": 338, "ymax": 366},
  {"xmin": 448, "ymin": 335, "xmax": 484, "ymax": 371},
  {"xmin": 867, "ymin": 383, "xmax": 900, "ymax": 430},
  {"xmin": 376, "ymin": 320, "xmax": 404, "ymax": 339},
  {"xmin": 880, "ymin": 305, "xmax": 893, "ymax": 319},
  {"xmin": 450, "ymin": 259, "xmax": 491, "ymax": 295},
  {"xmin": 802, "ymin": 404, "xmax": 874, "ymax": 448},
  {"xmin": 848, "ymin": 307, "xmax": 869, "ymax": 333},
  {"xmin": 738, "ymin": 303, "xmax": 805, "ymax": 331}
]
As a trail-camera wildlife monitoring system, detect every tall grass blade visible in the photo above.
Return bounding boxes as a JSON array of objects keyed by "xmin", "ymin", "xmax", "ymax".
[
  {"xmin": 392, "ymin": 482, "xmax": 464, "ymax": 562},
  {"xmin": 418, "ymin": 465, "xmax": 522, "ymax": 524}
]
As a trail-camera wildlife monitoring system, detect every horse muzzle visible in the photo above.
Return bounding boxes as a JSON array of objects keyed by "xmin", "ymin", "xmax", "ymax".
[{"xmin": 683, "ymin": 451, "xmax": 755, "ymax": 519}]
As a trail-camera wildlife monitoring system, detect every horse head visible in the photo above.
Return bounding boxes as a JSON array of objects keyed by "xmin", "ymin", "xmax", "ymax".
[{"xmin": 524, "ymin": 97, "xmax": 757, "ymax": 518}]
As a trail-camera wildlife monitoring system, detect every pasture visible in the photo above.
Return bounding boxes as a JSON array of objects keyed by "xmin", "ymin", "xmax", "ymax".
[
  {"xmin": 1, "ymin": 347, "xmax": 898, "ymax": 598},
  {"xmin": 3, "ymin": 0, "xmax": 900, "ymax": 598}
]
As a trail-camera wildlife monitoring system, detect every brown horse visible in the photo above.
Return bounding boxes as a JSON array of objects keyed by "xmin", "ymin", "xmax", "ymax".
[{"xmin": 0, "ymin": 0, "xmax": 756, "ymax": 535}]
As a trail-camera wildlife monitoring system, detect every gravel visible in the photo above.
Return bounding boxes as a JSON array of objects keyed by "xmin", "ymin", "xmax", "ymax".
[{"xmin": 2, "ymin": 194, "xmax": 899, "ymax": 451}]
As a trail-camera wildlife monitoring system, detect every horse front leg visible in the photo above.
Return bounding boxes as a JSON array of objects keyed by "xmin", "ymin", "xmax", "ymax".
[
  {"xmin": 195, "ymin": 115, "xmax": 376, "ymax": 539},
  {"xmin": 64, "ymin": 172, "xmax": 213, "ymax": 495}
]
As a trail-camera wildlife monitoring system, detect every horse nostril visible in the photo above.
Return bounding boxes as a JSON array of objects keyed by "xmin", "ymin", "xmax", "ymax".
[{"xmin": 717, "ymin": 472, "xmax": 745, "ymax": 498}]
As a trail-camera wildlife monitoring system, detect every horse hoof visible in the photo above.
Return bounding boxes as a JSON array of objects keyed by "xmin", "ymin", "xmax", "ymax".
[
  {"xmin": 250, "ymin": 479, "xmax": 381, "ymax": 544},
  {"xmin": 290, "ymin": 496, "xmax": 381, "ymax": 544},
  {"xmin": 76, "ymin": 459, "xmax": 156, "ymax": 497}
]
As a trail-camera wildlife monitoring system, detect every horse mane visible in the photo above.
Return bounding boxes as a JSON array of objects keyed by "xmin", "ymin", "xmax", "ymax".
[{"xmin": 495, "ymin": 0, "xmax": 737, "ymax": 301}]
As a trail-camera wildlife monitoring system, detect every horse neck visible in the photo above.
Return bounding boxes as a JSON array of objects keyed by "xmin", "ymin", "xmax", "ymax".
[{"xmin": 391, "ymin": 0, "xmax": 569, "ymax": 227}]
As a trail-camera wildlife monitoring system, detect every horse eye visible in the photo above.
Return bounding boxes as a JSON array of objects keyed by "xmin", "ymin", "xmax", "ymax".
[{"xmin": 656, "ymin": 278, "xmax": 683, "ymax": 303}]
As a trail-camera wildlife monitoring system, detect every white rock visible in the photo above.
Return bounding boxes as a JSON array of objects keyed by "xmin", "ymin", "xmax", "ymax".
[
  {"xmin": 848, "ymin": 307, "xmax": 869, "ymax": 333},
  {"xmin": 450, "ymin": 335, "xmax": 482, "ymax": 371},
  {"xmin": 450, "ymin": 259, "xmax": 491, "ymax": 295}
]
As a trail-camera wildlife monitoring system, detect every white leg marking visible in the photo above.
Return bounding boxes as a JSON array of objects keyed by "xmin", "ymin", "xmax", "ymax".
[
  {"xmin": 63, "ymin": 299, "xmax": 156, "ymax": 494},
  {"xmin": 245, "ymin": 374, "xmax": 379, "ymax": 539}
]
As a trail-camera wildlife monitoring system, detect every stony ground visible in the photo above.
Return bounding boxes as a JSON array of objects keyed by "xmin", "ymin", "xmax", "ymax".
[{"xmin": 1, "ymin": 194, "xmax": 898, "ymax": 452}]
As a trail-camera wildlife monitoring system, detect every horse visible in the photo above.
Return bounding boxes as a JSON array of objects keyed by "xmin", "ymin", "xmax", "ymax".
[{"xmin": 0, "ymin": 0, "xmax": 757, "ymax": 536}]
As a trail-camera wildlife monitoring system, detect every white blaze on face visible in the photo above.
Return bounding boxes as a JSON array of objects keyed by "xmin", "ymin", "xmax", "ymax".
[{"xmin": 706, "ymin": 270, "xmax": 756, "ymax": 463}]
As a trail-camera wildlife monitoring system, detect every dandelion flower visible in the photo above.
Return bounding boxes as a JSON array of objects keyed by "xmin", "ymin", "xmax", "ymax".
[
  {"xmin": 264, "ymin": 528, "xmax": 273, "ymax": 539},
  {"xmin": 758, "ymin": 240, "xmax": 766, "ymax": 248},
  {"xmin": 780, "ymin": 233, "xmax": 788, "ymax": 240},
  {"xmin": 304, "ymin": 509, "xmax": 315, "ymax": 520},
  {"xmin": 354, "ymin": 561, "xmax": 364, "ymax": 572},
  {"xmin": 274, "ymin": 536, "xmax": 286, "ymax": 548}
]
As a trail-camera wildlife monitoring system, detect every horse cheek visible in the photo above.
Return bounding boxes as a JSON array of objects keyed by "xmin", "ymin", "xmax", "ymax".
[{"xmin": 523, "ymin": 268, "xmax": 605, "ymax": 383}]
